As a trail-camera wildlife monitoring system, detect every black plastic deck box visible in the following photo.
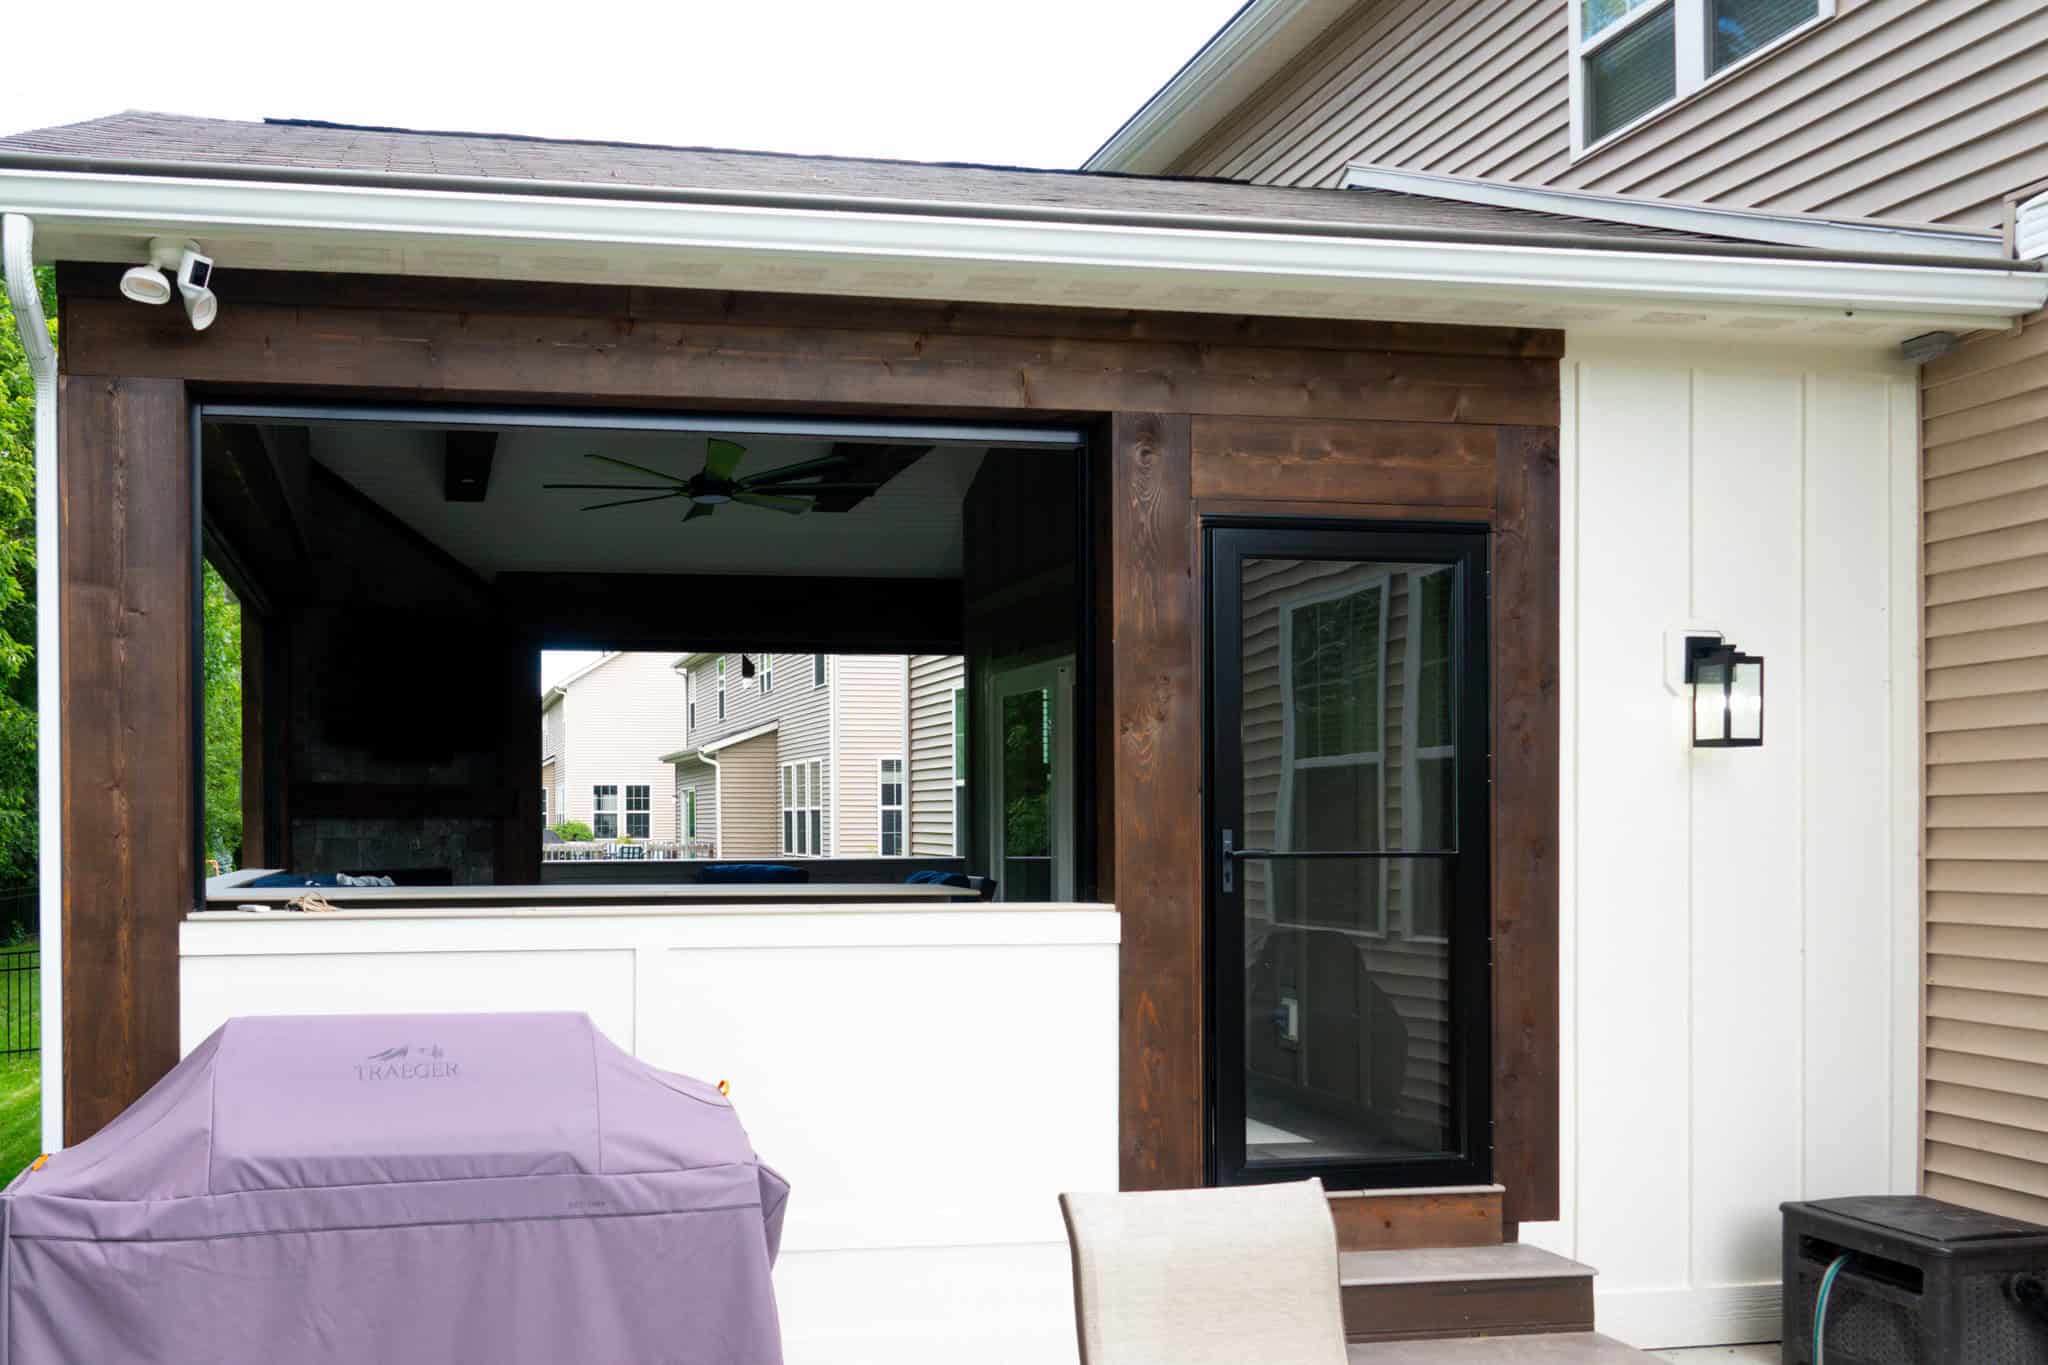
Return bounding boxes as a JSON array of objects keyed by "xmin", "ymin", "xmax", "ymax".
[{"xmin": 1782, "ymin": 1195, "xmax": 2048, "ymax": 1364}]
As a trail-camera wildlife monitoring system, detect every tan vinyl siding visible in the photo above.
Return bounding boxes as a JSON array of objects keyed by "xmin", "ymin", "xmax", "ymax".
[
  {"xmin": 548, "ymin": 653, "xmax": 690, "ymax": 842},
  {"xmin": 831, "ymin": 655, "xmax": 907, "ymax": 857},
  {"xmin": 713, "ymin": 731, "xmax": 781, "ymax": 860},
  {"xmin": 1171, "ymin": 0, "xmax": 2048, "ymax": 231},
  {"xmin": 909, "ymin": 655, "xmax": 965, "ymax": 856},
  {"xmin": 1922, "ymin": 309, "xmax": 2048, "ymax": 1224}
]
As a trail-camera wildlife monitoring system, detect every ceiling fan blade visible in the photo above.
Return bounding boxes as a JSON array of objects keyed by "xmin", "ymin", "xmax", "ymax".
[
  {"xmin": 734, "ymin": 480, "xmax": 881, "ymax": 496},
  {"xmin": 704, "ymin": 439, "xmax": 748, "ymax": 482},
  {"xmin": 737, "ymin": 453, "xmax": 852, "ymax": 486},
  {"xmin": 683, "ymin": 502, "xmax": 717, "ymax": 522},
  {"xmin": 733, "ymin": 492, "xmax": 808, "ymax": 515},
  {"xmin": 579, "ymin": 492, "xmax": 686, "ymax": 512},
  {"xmin": 544, "ymin": 482, "xmax": 677, "ymax": 491},
  {"xmin": 583, "ymin": 452, "xmax": 688, "ymax": 484}
]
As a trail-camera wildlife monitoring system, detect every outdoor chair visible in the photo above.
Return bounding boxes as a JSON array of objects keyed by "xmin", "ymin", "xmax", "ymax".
[{"xmin": 1058, "ymin": 1178, "xmax": 1348, "ymax": 1365}]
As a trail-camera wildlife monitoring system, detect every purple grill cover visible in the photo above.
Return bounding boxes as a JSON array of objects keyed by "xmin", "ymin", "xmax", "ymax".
[{"xmin": 0, "ymin": 1012, "xmax": 789, "ymax": 1364}]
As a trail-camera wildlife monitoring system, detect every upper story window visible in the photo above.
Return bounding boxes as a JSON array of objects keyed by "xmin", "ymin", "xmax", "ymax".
[
  {"xmin": 813, "ymin": 654, "xmax": 828, "ymax": 689},
  {"xmin": 1574, "ymin": 0, "xmax": 1828, "ymax": 153},
  {"xmin": 717, "ymin": 656, "xmax": 727, "ymax": 720},
  {"xmin": 685, "ymin": 671, "xmax": 696, "ymax": 735},
  {"xmin": 760, "ymin": 654, "xmax": 775, "ymax": 695}
]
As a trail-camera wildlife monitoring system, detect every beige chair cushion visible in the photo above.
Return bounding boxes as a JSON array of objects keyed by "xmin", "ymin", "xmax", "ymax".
[{"xmin": 1059, "ymin": 1178, "xmax": 1349, "ymax": 1365}]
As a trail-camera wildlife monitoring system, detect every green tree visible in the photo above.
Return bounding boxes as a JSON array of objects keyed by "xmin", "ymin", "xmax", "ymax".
[
  {"xmin": 0, "ymin": 268, "xmax": 54, "ymax": 889},
  {"xmin": 200, "ymin": 562, "xmax": 243, "ymax": 870}
]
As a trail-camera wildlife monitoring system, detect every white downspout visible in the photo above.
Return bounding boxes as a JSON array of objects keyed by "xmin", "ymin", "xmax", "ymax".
[{"xmin": 2, "ymin": 214, "xmax": 61, "ymax": 1154}]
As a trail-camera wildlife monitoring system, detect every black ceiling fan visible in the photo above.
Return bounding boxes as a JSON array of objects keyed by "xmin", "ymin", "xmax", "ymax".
[{"xmin": 544, "ymin": 438, "xmax": 929, "ymax": 522}]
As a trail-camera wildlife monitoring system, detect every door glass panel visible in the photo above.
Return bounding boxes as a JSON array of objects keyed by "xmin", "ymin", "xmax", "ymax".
[
  {"xmin": 1001, "ymin": 687, "xmax": 1054, "ymax": 902},
  {"xmin": 1233, "ymin": 555, "xmax": 1472, "ymax": 1174}
]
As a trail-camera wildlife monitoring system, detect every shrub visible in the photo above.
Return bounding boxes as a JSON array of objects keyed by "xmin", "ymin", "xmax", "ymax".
[{"xmin": 552, "ymin": 820, "xmax": 594, "ymax": 843}]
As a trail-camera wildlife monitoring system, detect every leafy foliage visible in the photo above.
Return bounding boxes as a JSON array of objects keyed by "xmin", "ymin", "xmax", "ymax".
[
  {"xmin": 552, "ymin": 820, "xmax": 595, "ymax": 844},
  {"xmin": 201, "ymin": 563, "xmax": 243, "ymax": 870},
  {"xmin": 0, "ymin": 269, "xmax": 54, "ymax": 889}
]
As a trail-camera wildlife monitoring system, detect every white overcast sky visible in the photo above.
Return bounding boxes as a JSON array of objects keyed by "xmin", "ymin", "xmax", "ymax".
[
  {"xmin": 7, "ymin": 0, "xmax": 1245, "ymax": 694},
  {"xmin": 5, "ymin": 0, "xmax": 1241, "ymax": 169}
]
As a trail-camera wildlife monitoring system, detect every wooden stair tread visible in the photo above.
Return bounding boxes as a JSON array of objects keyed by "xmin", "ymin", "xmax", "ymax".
[
  {"xmin": 1341, "ymin": 1243, "xmax": 1596, "ymax": 1286},
  {"xmin": 1346, "ymin": 1332, "xmax": 1659, "ymax": 1362}
]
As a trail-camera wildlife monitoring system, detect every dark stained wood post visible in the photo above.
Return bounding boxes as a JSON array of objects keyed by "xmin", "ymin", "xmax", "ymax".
[
  {"xmin": 58, "ymin": 375, "xmax": 193, "ymax": 1143},
  {"xmin": 1107, "ymin": 412, "xmax": 1205, "ymax": 1191}
]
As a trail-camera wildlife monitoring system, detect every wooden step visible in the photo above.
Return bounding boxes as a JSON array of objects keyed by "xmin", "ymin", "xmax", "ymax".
[
  {"xmin": 1340, "ymin": 1244, "xmax": 1597, "ymax": 1344},
  {"xmin": 1346, "ymin": 1331, "xmax": 1659, "ymax": 1362},
  {"xmin": 1328, "ymin": 1184, "xmax": 1505, "ymax": 1252}
]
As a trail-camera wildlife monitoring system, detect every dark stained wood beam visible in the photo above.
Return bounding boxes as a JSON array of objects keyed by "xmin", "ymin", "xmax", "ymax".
[
  {"xmin": 1107, "ymin": 412, "xmax": 1204, "ymax": 1191},
  {"xmin": 497, "ymin": 572, "xmax": 963, "ymax": 655},
  {"xmin": 59, "ymin": 375, "xmax": 191, "ymax": 1144}
]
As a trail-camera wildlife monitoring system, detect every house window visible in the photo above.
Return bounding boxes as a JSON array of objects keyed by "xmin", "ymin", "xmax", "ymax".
[
  {"xmin": 625, "ymin": 784, "xmax": 651, "ymax": 839},
  {"xmin": 880, "ymin": 758, "xmax": 905, "ymax": 857},
  {"xmin": 592, "ymin": 784, "xmax": 619, "ymax": 839},
  {"xmin": 781, "ymin": 760, "xmax": 823, "ymax": 856},
  {"xmin": 686, "ymin": 671, "xmax": 696, "ymax": 734},
  {"xmin": 717, "ymin": 657, "xmax": 727, "ymax": 720},
  {"xmin": 813, "ymin": 654, "xmax": 828, "ymax": 688},
  {"xmin": 541, "ymin": 786, "xmax": 549, "ymax": 827},
  {"xmin": 1574, "ymin": 0, "xmax": 1826, "ymax": 151},
  {"xmin": 761, "ymin": 654, "xmax": 775, "ymax": 695},
  {"xmin": 684, "ymin": 788, "xmax": 697, "ymax": 839}
]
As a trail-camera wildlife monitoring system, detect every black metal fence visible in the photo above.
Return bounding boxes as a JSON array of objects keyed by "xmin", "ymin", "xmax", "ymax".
[{"xmin": 0, "ymin": 948, "xmax": 37, "ymax": 1056}]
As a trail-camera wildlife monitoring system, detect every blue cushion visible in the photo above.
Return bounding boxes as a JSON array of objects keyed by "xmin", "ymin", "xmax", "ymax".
[
  {"xmin": 904, "ymin": 870, "xmax": 975, "ymax": 889},
  {"xmin": 242, "ymin": 873, "xmax": 341, "ymax": 888},
  {"xmin": 697, "ymin": 863, "xmax": 809, "ymax": 885}
]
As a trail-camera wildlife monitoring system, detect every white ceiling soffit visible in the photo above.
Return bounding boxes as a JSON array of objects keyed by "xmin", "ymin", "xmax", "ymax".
[
  {"xmin": 1084, "ymin": 0, "xmax": 1358, "ymax": 175},
  {"xmin": 5, "ymin": 167, "xmax": 2044, "ymax": 345},
  {"xmin": 1342, "ymin": 165, "xmax": 2009, "ymax": 263}
]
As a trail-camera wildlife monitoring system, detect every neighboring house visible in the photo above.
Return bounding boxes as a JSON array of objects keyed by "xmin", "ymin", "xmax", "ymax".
[
  {"xmin": 666, "ymin": 653, "xmax": 962, "ymax": 859},
  {"xmin": 1089, "ymin": 0, "xmax": 2048, "ymax": 1347},
  {"xmin": 539, "ymin": 652, "xmax": 691, "ymax": 844}
]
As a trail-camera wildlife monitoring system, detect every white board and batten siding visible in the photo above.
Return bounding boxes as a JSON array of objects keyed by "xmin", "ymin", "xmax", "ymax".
[
  {"xmin": 908, "ymin": 655, "xmax": 964, "ymax": 856},
  {"xmin": 1527, "ymin": 339, "xmax": 1921, "ymax": 1349},
  {"xmin": 1169, "ymin": 0, "xmax": 2048, "ymax": 230},
  {"xmin": 1920, "ymin": 309, "xmax": 2048, "ymax": 1224},
  {"xmin": 180, "ymin": 902, "xmax": 1120, "ymax": 1365}
]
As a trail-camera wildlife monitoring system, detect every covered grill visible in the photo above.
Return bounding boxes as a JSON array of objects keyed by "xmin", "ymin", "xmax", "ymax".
[{"xmin": 0, "ymin": 1012, "xmax": 789, "ymax": 1364}]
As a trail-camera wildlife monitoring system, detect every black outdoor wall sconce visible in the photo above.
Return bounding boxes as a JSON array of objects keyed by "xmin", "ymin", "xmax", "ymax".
[{"xmin": 1685, "ymin": 635, "xmax": 1764, "ymax": 748}]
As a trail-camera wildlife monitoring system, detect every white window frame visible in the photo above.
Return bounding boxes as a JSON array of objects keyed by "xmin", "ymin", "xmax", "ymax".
[
  {"xmin": 760, "ymin": 654, "xmax": 775, "ymax": 695},
  {"xmin": 1275, "ymin": 572, "xmax": 1391, "ymax": 938},
  {"xmin": 879, "ymin": 757, "xmax": 905, "ymax": 857},
  {"xmin": 813, "ymin": 654, "xmax": 828, "ymax": 689},
  {"xmin": 685, "ymin": 668, "xmax": 696, "ymax": 737},
  {"xmin": 592, "ymin": 784, "xmax": 620, "ymax": 840},
  {"xmin": 781, "ymin": 759, "xmax": 824, "ymax": 857},
  {"xmin": 624, "ymin": 783, "xmax": 652, "ymax": 840},
  {"xmin": 540, "ymin": 785, "xmax": 549, "ymax": 828},
  {"xmin": 684, "ymin": 788, "xmax": 697, "ymax": 840},
  {"xmin": 1568, "ymin": 0, "xmax": 1834, "ymax": 158},
  {"xmin": 717, "ymin": 657, "xmax": 727, "ymax": 720}
]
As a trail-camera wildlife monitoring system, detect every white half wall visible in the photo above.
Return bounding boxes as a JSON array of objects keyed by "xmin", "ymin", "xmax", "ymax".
[
  {"xmin": 1523, "ymin": 339, "xmax": 1922, "ymax": 1349},
  {"xmin": 181, "ymin": 903, "xmax": 1119, "ymax": 1365}
]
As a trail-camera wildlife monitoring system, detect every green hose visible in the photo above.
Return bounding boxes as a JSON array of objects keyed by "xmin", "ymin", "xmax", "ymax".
[{"xmin": 1814, "ymin": 1252, "xmax": 1853, "ymax": 1365}]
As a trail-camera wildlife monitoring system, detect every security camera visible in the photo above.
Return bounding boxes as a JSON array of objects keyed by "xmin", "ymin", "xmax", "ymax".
[
  {"xmin": 119, "ymin": 238, "xmax": 217, "ymax": 330},
  {"xmin": 175, "ymin": 246, "xmax": 217, "ymax": 331}
]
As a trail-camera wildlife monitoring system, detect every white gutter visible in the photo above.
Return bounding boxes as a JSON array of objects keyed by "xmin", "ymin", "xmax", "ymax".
[
  {"xmin": 1, "ymin": 213, "xmax": 61, "ymax": 1155},
  {"xmin": 2, "ymin": 167, "xmax": 2042, "ymax": 324},
  {"xmin": 698, "ymin": 720, "xmax": 779, "ymax": 755},
  {"xmin": 1340, "ymin": 164, "xmax": 2007, "ymax": 262}
]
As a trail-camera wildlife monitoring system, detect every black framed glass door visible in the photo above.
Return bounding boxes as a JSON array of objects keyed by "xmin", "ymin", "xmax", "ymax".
[{"xmin": 1206, "ymin": 523, "xmax": 1491, "ymax": 1189}]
